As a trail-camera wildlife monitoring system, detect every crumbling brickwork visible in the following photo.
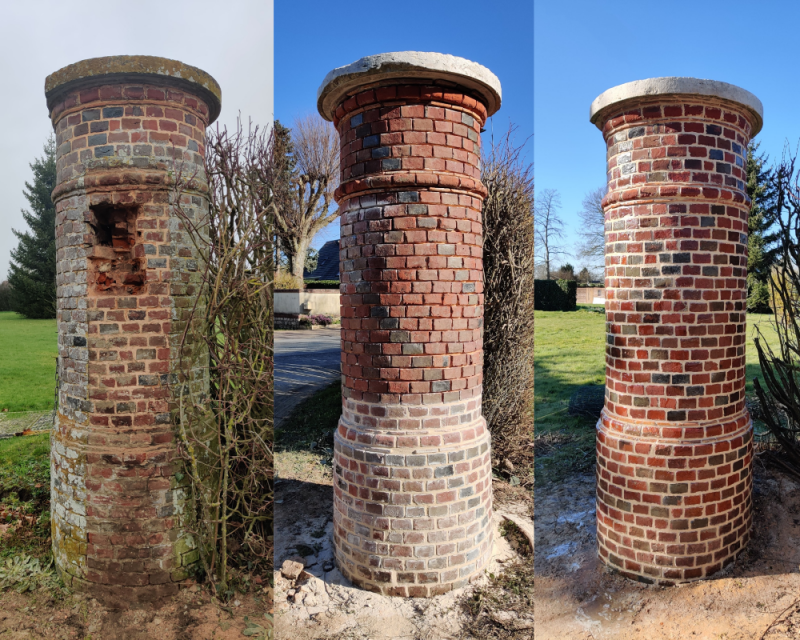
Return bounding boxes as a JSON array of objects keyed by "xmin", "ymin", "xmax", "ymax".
[
  {"xmin": 317, "ymin": 52, "xmax": 502, "ymax": 596},
  {"xmin": 46, "ymin": 56, "xmax": 220, "ymax": 601},
  {"xmin": 590, "ymin": 78, "xmax": 763, "ymax": 584}
]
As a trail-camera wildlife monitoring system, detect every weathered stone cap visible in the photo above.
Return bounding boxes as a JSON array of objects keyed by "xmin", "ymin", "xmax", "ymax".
[
  {"xmin": 46, "ymin": 55, "xmax": 222, "ymax": 124},
  {"xmin": 590, "ymin": 77, "xmax": 763, "ymax": 136},
  {"xmin": 317, "ymin": 51, "xmax": 502, "ymax": 121}
]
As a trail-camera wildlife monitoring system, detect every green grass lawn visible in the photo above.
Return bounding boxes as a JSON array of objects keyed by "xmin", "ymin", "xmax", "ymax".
[
  {"xmin": 0, "ymin": 312, "xmax": 57, "ymax": 412},
  {"xmin": 534, "ymin": 305, "xmax": 780, "ymax": 484}
]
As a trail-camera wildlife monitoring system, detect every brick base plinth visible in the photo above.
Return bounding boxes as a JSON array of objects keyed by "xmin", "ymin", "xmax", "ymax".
[
  {"xmin": 333, "ymin": 397, "xmax": 492, "ymax": 596},
  {"xmin": 596, "ymin": 412, "xmax": 752, "ymax": 583}
]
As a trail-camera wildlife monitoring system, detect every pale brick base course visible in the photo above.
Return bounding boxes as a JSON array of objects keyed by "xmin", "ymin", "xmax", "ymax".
[{"xmin": 333, "ymin": 398, "xmax": 492, "ymax": 595}]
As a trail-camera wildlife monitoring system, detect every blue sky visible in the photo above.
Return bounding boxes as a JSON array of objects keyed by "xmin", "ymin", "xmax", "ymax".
[
  {"xmin": 276, "ymin": 0, "xmax": 533, "ymax": 250},
  {"xmin": 535, "ymin": 1, "xmax": 800, "ymax": 273}
]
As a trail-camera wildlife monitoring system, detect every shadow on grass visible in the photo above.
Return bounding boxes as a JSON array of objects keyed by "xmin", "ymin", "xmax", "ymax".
[
  {"xmin": 275, "ymin": 381, "xmax": 341, "ymax": 454},
  {"xmin": 534, "ymin": 308, "xmax": 606, "ymax": 485},
  {"xmin": 534, "ymin": 352, "xmax": 598, "ymax": 485}
]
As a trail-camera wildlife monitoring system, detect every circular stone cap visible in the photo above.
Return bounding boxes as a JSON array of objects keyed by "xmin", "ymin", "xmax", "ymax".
[
  {"xmin": 590, "ymin": 77, "xmax": 763, "ymax": 136},
  {"xmin": 317, "ymin": 51, "xmax": 502, "ymax": 121},
  {"xmin": 46, "ymin": 55, "xmax": 222, "ymax": 124}
]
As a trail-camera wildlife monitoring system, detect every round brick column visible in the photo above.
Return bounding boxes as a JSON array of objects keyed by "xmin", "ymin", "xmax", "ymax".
[
  {"xmin": 590, "ymin": 78, "xmax": 763, "ymax": 584},
  {"xmin": 317, "ymin": 52, "xmax": 501, "ymax": 596},
  {"xmin": 45, "ymin": 56, "xmax": 220, "ymax": 601}
]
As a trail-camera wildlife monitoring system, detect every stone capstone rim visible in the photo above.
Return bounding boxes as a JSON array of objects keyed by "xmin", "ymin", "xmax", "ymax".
[
  {"xmin": 45, "ymin": 55, "xmax": 222, "ymax": 124},
  {"xmin": 317, "ymin": 51, "xmax": 502, "ymax": 121},
  {"xmin": 590, "ymin": 76, "xmax": 763, "ymax": 136}
]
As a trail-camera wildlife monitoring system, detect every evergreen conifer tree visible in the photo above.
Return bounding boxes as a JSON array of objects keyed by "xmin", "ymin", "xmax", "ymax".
[
  {"xmin": 272, "ymin": 120, "xmax": 296, "ymax": 271},
  {"xmin": 8, "ymin": 137, "xmax": 57, "ymax": 319},
  {"xmin": 745, "ymin": 142, "xmax": 778, "ymax": 313}
]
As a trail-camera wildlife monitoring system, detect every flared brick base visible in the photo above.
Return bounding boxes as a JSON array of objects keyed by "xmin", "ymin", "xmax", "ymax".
[
  {"xmin": 596, "ymin": 411, "xmax": 752, "ymax": 583},
  {"xmin": 332, "ymin": 397, "xmax": 493, "ymax": 596}
]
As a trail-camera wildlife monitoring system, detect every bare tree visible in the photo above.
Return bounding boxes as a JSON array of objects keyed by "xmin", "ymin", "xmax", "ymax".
[
  {"xmin": 275, "ymin": 114, "xmax": 340, "ymax": 285},
  {"xmin": 577, "ymin": 186, "xmax": 607, "ymax": 269},
  {"xmin": 534, "ymin": 188, "xmax": 565, "ymax": 280}
]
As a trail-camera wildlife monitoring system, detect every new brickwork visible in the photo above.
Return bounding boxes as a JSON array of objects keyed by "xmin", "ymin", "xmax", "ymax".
[
  {"xmin": 319, "ymin": 55, "xmax": 501, "ymax": 596},
  {"xmin": 592, "ymin": 82, "xmax": 762, "ymax": 584},
  {"xmin": 46, "ymin": 57, "xmax": 220, "ymax": 600}
]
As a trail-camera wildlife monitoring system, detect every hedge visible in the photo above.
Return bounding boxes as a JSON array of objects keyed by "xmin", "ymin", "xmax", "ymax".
[
  {"xmin": 534, "ymin": 279, "xmax": 577, "ymax": 311},
  {"xmin": 303, "ymin": 280, "xmax": 340, "ymax": 289}
]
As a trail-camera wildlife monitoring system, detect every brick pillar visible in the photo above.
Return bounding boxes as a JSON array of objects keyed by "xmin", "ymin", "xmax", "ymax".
[
  {"xmin": 317, "ymin": 52, "xmax": 501, "ymax": 596},
  {"xmin": 590, "ymin": 78, "xmax": 763, "ymax": 584},
  {"xmin": 45, "ymin": 56, "xmax": 221, "ymax": 600}
]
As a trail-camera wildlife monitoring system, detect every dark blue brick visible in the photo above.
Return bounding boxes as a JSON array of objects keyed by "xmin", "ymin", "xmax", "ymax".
[
  {"xmin": 82, "ymin": 109, "xmax": 101, "ymax": 122},
  {"xmin": 381, "ymin": 158, "xmax": 401, "ymax": 171},
  {"xmin": 350, "ymin": 113, "xmax": 363, "ymax": 127},
  {"xmin": 88, "ymin": 133, "xmax": 107, "ymax": 146},
  {"xmin": 363, "ymin": 135, "xmax": 379, "ymax": 148},
  {"xmin": 94, "ymin": 146, "xmax": 114, "ymax": 157},
  {"xmin": 90, "ymin": 121, "xmax": 109, "ymax": 133},
  {"xmin": 102, "ymin": 107, "xmax": 124, "ymax": 118},
  {"xmin": 709, "ymin": 149, "xmax": 724, "ymax": 160}
]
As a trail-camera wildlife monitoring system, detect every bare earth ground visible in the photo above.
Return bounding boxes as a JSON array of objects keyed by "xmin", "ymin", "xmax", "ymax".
[
  {"xmin": 273, "ymin": 453, "xmax": 533, "ymax": 640},
  {"xmin": 0, "ymin": 584, "xmax": 273, "ymax": 639},
  {"xmin": 535, "ymin": 461, "xmax": 800, "ymax": 639}
]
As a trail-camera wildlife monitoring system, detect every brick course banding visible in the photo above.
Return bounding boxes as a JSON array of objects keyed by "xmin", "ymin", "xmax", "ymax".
[
  {"xmin": 590, "ymin": 77, "xmax": 763, "ymax": 584},
  {"xmin": 46, "ymin": 56, "xmax": 220, "ymax": 601},
  {"xmin": 317, "ymin": 52, "xmax": 501, "ymax": 596}
]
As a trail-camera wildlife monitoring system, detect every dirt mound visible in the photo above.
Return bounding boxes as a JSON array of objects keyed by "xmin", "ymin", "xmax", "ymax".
[{"xmin": 535, "ymin": 463, "xmax": 800, "ymax": 639}]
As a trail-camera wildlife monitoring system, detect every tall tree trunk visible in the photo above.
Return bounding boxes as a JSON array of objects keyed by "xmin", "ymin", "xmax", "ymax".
[{"xmin": 289, "ymin": 235, "xmax": 311, "ymax": 286}]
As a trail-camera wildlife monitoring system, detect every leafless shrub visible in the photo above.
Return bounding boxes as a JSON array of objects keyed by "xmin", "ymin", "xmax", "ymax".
[
  {"xmin": 482, "ymin": 129, "xmax": 535, "ymax": 473},
  {"xmin": 754, "ymin": 148, "xmax": 800, "ymax": 477},
  {"xmin": 170, "ymin": 119, "xmax": 275, "ymax": 593}
]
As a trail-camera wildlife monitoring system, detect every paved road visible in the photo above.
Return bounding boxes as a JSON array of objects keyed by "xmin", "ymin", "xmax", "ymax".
[{"xmin": 274, "ymin": 327, "xmax": 341, "ymax": 426}]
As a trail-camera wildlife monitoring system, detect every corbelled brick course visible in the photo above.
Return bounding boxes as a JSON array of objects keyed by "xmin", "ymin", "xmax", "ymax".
[
  {"xmin": 590, "ymin": 77, "xmax": 763, "ymax": 584},
  {"xmin": 46, "ymin": 56, "xmax": 220, "ymax": 601},
  {"xmin": 317, "ymin": 52, "xmax": 502, "ymax": 596}
]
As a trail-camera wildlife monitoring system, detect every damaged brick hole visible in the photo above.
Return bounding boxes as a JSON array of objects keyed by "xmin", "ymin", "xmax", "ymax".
[{"xmin": 87, "ymin": 205, "xmax": 146, "ymax": 295}]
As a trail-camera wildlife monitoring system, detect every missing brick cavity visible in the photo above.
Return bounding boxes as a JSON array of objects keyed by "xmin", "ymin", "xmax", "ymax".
[{"xmin": 87, "ymin": 205, "xmax": 146, "ymax": 295}]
